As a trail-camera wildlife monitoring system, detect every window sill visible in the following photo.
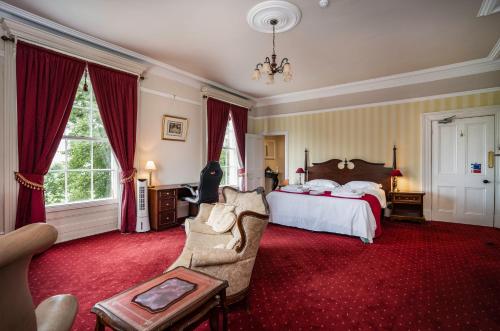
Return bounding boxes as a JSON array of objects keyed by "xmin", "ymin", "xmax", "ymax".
[{"xmin": 46, "ymin": 198, "xmax": 118, "ymax": 213}]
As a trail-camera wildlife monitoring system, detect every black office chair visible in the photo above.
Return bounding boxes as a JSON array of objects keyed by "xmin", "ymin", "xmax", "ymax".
[{"xmin": 181, "ymin": 161, "xmax": 223, "ymax": 206}]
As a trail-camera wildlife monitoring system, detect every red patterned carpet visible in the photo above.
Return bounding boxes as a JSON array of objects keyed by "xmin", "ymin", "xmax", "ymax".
[{"xmin": 29, "ymin": 221, "xmax": 500, "ymax": 330}]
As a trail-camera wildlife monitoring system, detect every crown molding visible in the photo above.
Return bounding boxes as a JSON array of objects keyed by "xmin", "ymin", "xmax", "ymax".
[
  {"xmin": 0, "ymin": 1, "xmax": 254, "ymax": 100},
  {"xmin": 255, "ymin": 56, "xmax": 500, "ymax": 107},
  {"xmin": 489, "ymin": 38, "xmax": 500, "ymax": 60},
  {"xmin": 477, "ymin": 0, "xmax": 500, "ymax": 16},
  {"xmin": 250, "ymin": 87, "xmax": 500, "ymax": 119}
]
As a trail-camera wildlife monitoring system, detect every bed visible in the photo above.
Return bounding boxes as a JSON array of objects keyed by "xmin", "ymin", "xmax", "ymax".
[{"xmin": 266, "ymin": 155, "xmax": 393, "ymax": 243}]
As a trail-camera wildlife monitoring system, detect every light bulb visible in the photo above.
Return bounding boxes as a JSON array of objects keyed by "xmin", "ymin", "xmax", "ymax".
[
  {"xmin": 283, "ymin": 72, "xmax": 292, "ymax": 82},
  {"xmin": 263, "ymin": 62, "xmax": 271, "ymax": 74},
  {"xmin": 283, "ymin": 63, "xmax": 291, "ymax": 73},
  {"xmin": 252, "ymin": 69, "xmax": 261, "ymax": 80}
]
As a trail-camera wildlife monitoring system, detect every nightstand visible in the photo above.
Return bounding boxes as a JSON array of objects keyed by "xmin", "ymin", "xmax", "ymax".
[{"xmin": 388, "ymin": 191, "xmax": 426, "ymax": 223}]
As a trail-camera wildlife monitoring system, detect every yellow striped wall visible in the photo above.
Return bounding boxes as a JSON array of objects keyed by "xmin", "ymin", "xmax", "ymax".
[{"xmin": 249, "ymin": 90, "xmax": 500, "ymax": 191}]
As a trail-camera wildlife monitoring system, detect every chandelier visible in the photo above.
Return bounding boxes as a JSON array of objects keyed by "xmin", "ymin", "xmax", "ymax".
[{"xmin": 252, "ymin": 19, "xmax": 292, "ymax": 84}]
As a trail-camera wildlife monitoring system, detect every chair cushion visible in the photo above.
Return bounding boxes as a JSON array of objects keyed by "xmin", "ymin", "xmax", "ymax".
[{"xmin": 207, "ymin": 203, "xmax": 237, "ymax": 233}]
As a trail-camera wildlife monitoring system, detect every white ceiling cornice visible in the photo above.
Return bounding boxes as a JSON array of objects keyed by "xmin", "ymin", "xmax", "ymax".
[
  {"xmin": 477, "ymin": 0, "xmax": 500, "ymax": 16},
  {"xmin": 0, "ymin": 1, "xmax": 255, "ymax": 100},
  {"xmin": 255, "ymin": 52, "xmax": 500, "ymax": 107}
]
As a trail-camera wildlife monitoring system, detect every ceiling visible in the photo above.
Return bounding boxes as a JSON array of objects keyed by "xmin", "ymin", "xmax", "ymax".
[{"xmin": 2, "ymin": 0, "xmax": 500, "ymax": 98}]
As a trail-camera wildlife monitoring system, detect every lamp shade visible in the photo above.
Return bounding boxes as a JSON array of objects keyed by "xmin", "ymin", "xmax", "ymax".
[
  {"xmin": 145, "ymin": 160, "xmax": 157, "ymax": 171},
  {"xmin": 296, "ymin": 167, "xmax": 305, "ymax": 174},
  {"xmin": 390, "ymin": 169, "xmax": 403, "ymax": 177}
]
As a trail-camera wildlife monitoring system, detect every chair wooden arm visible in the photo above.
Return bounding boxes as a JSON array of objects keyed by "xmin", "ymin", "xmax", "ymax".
[{"xmin": 234, "ymin": 211, "xmax": 269, "ymax": 253}]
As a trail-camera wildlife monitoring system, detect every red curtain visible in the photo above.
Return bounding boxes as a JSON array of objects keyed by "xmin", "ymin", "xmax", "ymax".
[
  {"xmin": 229, "ymin": 104, "xmax": 248, "ymax": 166},
  {"xmin": 207, "ymin": 98, "xmax": 230, "ymax": 162},
  {"xmin": 15, "ymin": 41, "xmax": 85, "ymax": 229},
  {"xmin": 88, "ymin": 63, "xmax": 138, "ymax": 233}
]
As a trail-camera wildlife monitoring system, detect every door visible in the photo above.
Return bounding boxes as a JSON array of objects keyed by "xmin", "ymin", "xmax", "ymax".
[
  {"xmin": 431, "ymin": 116, "xmax": 495, "ymax": 226},
  {"xmin": 245, "ymin": 133, "xmax": 265, "ymax": 191}
]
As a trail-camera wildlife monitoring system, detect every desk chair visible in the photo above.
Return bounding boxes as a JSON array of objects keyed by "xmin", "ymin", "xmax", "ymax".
[{"xmin": 182, "ymin": 161, "xmax": 223, "ymax": 210}]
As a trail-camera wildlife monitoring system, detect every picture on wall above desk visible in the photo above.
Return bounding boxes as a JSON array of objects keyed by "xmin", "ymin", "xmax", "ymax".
[{"xmin": 162, "ymin": 115, "xmax": 189, "ymax": 141}]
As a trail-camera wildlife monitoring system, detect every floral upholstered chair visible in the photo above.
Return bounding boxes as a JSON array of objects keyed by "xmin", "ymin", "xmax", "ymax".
[{"xmin": 167, "ymin": 186, "xmax": 269, "ymax": 304}]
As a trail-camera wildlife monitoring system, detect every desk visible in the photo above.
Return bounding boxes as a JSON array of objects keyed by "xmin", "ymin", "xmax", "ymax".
[{"xmin": 148, "ymin": 183, "xmax": 198, "ymax": 231}]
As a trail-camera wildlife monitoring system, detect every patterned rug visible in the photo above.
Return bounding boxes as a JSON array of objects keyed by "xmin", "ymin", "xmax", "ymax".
[{"xmin": 29, "ymin": 221, "xmax": 500, "ymax": 330}]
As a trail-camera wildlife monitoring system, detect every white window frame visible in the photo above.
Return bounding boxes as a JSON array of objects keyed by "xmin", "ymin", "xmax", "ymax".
[
  {"xmin": 220, "ymin": 118, "xmax": 239, "ymax": 187},
  {"xmin": 45, "ymin": 79, "xmax": 118, "ymax": 212}
]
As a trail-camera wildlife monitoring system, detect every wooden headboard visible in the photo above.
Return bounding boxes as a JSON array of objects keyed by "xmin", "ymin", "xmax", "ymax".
[{"xmin": 307, "ymin": 158, "xmax": 393, "ymax": 193}]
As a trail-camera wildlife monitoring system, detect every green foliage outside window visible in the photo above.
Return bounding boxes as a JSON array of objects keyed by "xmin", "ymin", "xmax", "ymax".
[{"xmin": 45, "ymin": 78, "xmax": 115, "ymax": 205}]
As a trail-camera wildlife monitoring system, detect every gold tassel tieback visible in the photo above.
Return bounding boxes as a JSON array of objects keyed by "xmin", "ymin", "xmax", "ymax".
[
  {"xmin": 120, "ymin": 169, "xmax": 137, "ymax": 184},
  {"xmin": 14, "ymin": 172, "xmax": 45, "ymax": 191}
]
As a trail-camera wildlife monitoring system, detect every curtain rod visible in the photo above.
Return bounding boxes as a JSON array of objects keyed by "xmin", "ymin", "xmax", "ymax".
[
  {"xmin": 202, "ymin": 94, "xmax": 252, "ymax": 110},
  {"xmin": 4, "ymin": 34, "xmax": 144, "ymax": 79}
]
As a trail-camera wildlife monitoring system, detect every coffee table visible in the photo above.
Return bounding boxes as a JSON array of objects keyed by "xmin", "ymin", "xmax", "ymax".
[{"xmin": 91, "ymin": 266, "xmax": 228, "ymax": 331}]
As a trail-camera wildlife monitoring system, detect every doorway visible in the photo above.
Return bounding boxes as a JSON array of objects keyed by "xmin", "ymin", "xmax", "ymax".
[
  {"xmin": 263, "ymin": 133, "xmax": 288, "ymax": 193},
  {"xmin": 423, "ymin": 107, "xmax": 499, "ymax": 227}
]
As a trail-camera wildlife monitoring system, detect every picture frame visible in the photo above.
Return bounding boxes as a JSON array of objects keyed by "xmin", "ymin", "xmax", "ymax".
[
  {"xmin": 162, "ymin": 115, "xmax": 188, "ymax": 142},
  {"xmin": 264, "ymin": 140, "xmax": 276, "ymax": 160}
]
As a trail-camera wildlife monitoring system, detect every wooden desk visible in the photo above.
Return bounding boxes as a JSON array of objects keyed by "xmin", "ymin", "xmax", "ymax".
[
  {"xmin": 148, "ymin": 184, "xmax": 198, "ymax": 231},
  {"xmin": 92, "ymin": 266, "xmax": 228, "ymax": 331}
]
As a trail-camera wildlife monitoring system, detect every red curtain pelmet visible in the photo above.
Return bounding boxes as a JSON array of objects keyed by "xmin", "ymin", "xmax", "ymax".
[
  {"xmin": 15, "ymin": 41, "xmax": 85, "ymax": 228},
  {"xmin": 88, "ymin": 63, "xmax": 138, "ymax": 233}
]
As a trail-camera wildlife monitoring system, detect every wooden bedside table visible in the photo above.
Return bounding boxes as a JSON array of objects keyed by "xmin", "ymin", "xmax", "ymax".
[{"xmin": 388, "ymin": 191, "xmax": 426, "ymax": 223}]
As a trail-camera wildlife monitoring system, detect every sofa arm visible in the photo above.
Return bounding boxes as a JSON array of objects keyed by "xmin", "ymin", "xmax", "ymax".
[
  {"xmin": 191, "ymin": 248, "xmax": 240, "ymax": 267},
  {"xmin": 193, "ymin": 203, "xmax": 215, "ymax": 223},
  {"xmin": 235, "ymin": 211, "xmax": 269, "ymax": 253}
]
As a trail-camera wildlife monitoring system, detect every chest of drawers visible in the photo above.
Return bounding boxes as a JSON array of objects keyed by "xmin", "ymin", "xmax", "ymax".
[{"xmin": 148, "ymin": 187, "xmax": 178, "ymax": 231}]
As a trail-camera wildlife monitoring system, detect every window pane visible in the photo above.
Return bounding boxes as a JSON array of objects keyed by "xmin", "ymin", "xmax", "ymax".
[
  {"xmin": 93, "ymin": 142, "xmax": 111, "ymax": 169},
  {"xmin": 92, "ymin": 109, "xmax": 107, "ymax": 139},
  {"xmin": 68, "ymin": 171, "xmax": 91, "ymax": 202},
  {"xmin": 50, "ymin": 142, "xmax": 66, "ymax": 171},
  {"xmin": 65, "ymin": 106, "xmax": 90, "ymax": 137},
  {"xmin": 44, "ymin": 172, "xmax": 65, "ymax": 205},
  {"xmin": 73, "ymin": 79, "xmax": 91, "ymax": 108},
  {"xmin": 67, "ymin": 140, "xmax": 91, "ymax": 169},
  {"xmin": 220, "ymin": 149, "xmax": 228, "ymax": 167},
  {"xmin": 93, "ymin": 171, "xmax": 112, "ymax": 199}
]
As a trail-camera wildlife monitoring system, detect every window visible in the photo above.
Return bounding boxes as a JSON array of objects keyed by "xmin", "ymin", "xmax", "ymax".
[
  {"xmin": 219, "ymin": 118, "xmax": 239, "ymax": 187},
  {"xmin": 44, "ymin": 76, "xmax": 117, "ymax": 206}
]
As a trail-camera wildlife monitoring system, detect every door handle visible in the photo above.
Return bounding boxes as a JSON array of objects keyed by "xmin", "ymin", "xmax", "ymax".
[
  {"xmin": 483, "ymin": 180, "xmax": 490, "ymax": 184},
  {"xmin": 488, "ymin": 151, "xmax": 494, "ymax": 168}
]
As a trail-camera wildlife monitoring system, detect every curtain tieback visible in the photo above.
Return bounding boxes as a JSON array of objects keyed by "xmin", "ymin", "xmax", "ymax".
[
  {"xmin": 14, "ymin": 172, "xmax": 45, "ymax": 191},
  {"xmin": 120, "ymin": 169, "xmax": 137, "ymax": 184}
]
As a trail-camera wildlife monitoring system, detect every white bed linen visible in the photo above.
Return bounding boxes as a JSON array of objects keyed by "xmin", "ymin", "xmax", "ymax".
[{"xmin": 266, "ymin": 187, "xmax": 386, "ymax": 243}]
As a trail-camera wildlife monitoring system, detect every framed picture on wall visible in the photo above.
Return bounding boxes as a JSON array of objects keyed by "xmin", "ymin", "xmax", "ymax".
[
  {"xmin": 162, "ymin": 115, "xmax": 188, "ymax": 141},
  {"xmin": 264, "ymin": 140, "xmax": 276, "ymax": 160}
]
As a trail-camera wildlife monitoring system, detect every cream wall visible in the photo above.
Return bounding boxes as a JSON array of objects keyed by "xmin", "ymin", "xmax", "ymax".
[
  {"xmin": 250, "ymin": 90, "xmax": 500, "ymax": 191},
  {"xmin": 136, "ymin": 74, "xmax": 203, "ymax": 185}
]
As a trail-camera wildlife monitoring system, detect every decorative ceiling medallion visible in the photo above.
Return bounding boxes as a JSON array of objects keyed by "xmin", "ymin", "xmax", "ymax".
[{"xmin": 247, "ymin": 0, "xmax": 302, "ymax": 34}]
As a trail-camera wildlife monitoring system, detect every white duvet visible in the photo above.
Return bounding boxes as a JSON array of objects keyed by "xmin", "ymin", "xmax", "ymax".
[{"xmin": 266, "ymin": 186, "xmax": 386, "ymax": 243}]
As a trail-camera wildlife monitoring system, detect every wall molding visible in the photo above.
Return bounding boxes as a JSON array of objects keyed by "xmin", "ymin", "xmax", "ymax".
[
  {"xmin": 255, "ymin": 56, "xmax": 500, "ymax": 107},
  {"xmin": 140, "ymin": 87, "xmax": 202, "ymax": 106},
  {"xmin": 489, "ymin": 38, "xmax": 500, "ymax": 60},
  {"xmin": 250, "ymin": 87, "xmax": 500, "ymax": 119},
  {"xmin": 0, "ymin": 49, "xmax": 4, "ymax": 57},
  {"xmin": 0, "ymin": 1, "xmax": 254, "ymax": 100},
  {"xmin": 477, "ymin": 0, "xmax": 500, "ymax": 16}
]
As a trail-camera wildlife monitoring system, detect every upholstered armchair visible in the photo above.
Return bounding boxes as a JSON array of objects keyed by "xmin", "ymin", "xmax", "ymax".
[
  {"xmin": 167, "ymin": 186, "xmax": 269, "ymax": 304},
  {"xmin": 0, "ymin": 223, "xmax": 78, "ymax": 331}
]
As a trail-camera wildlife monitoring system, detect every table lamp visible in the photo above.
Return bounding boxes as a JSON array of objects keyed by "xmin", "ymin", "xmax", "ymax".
[
  {"xmin": 145, "ymin": 161, "xmax": 157, "ymax": 187},
  {"xmin": 296, "ymin": 167, "xmax": 305, "ymax": 185},
  {"xmin": 391, "ymin": 169, "xmax": 403, "ymax": 192}
]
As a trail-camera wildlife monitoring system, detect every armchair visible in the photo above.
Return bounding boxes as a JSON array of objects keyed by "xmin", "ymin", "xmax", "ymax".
[
  {"xmin": 0, "ymin": 223, "xmax": 78, "ymax": 331},
  {"xmin": 167, "ymin": 186, "xmax": 269, "ymax": 305}
]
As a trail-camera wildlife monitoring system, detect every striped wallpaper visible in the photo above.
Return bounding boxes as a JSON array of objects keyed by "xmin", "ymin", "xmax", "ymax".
[{"xmin": 249, "ymin": 90, "xmax": 500, "ymax": 191}]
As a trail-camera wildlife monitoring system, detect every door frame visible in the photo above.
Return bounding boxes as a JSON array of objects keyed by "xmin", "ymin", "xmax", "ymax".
[
  {"xmin": 421, "ymin": 105, "xmax": 500, "ymax": 227},
  {"xmin": 260, "ymin": 130, "xmax": 289, "ymax": 181}
]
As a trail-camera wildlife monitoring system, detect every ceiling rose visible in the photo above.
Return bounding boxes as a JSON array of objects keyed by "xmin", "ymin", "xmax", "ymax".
[{"xmin": 247, "ymin": 0, "xmax": 302, "ymax": 33}]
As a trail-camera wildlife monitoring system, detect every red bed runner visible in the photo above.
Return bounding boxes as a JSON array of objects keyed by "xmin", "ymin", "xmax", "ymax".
[{"xmin": 276, "ymin": 190, "xmax": 382, "ymax": 237}]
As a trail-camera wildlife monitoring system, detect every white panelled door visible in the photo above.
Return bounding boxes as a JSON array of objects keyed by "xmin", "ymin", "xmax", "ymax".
[
  {"xmin": 245, "ymin": 133, "xmax": 265, "ymax": 191},
  {"xmin": 431, "ymin": 116, "xmax": 495, "ymax": 226}
]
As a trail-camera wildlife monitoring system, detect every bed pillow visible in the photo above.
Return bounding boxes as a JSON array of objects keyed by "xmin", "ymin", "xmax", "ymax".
[
  {"xmin": 305, "ymin": 179, "xmax": 340, "ymax": 189},
  {"xmin": 207, "ymin": 203, "xmax": 237, "ymax": 233},
  {"xmin": 345, "ymin": 181, "xmax": 381, "ymax": 190}
]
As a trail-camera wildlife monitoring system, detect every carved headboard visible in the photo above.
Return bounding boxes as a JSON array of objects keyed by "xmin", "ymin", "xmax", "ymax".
[{"xmin": 307, "ymin": 158, "xmax": 393, "ymax": 193}]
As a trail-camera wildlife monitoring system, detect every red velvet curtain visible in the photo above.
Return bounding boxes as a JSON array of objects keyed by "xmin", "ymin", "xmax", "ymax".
[
  {"xmin": 229, "ymin": 104, "xmax": 248, "ymax": 166},
  {"xmin": 88, "ymin": 63, "xmax": 138, "ymax": 233},
  {"xmin": 15, "ymin": 41, "xmax": 85, "ymax": 229},
  {"xmin": 207, "ymin": 98, "xmax": 230, "ymax": 162}
]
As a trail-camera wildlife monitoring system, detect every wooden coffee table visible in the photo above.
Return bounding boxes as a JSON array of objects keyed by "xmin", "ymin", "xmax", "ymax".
[{"xmin": 91, "ymin": 267, "xmax": 228, "ymax": 331}]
